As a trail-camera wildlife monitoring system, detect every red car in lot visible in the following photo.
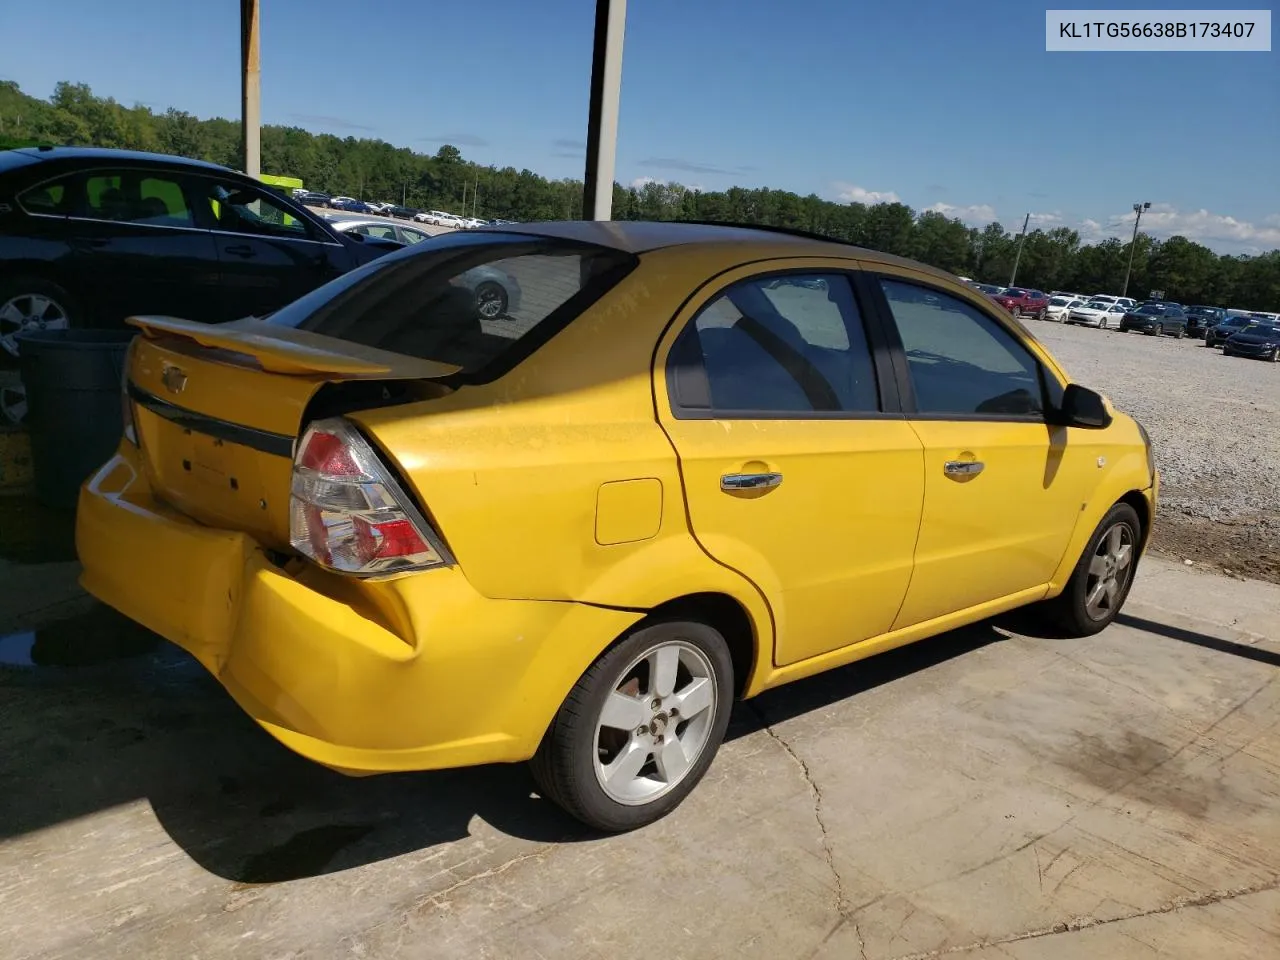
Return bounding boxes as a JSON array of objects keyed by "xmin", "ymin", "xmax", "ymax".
[{"xmin": 992, "ymin": 287, "xmax": 1049, "ymax": 320}]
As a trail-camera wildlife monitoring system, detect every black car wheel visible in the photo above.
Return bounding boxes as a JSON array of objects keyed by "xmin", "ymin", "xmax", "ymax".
[
  {"xmin": 530, "ymin": 618, "xmax": 735, "ymax": 832},
  {"xmin": 1029, "ymin": 503, "xmax": 1142, "ymax": 637},
  {"xmin": 474, "ymin": 281, "xmax": 509, "ymax": 320},
  {"xmin": 1174, "ymin": 325, "xmax": 1184, "ymax": 340},
  {"xmin": 0, "ymin": 277, "xmax": 80, "ymax": 361}
]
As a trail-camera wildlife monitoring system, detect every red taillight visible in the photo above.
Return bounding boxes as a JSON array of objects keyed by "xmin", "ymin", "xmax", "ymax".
[
  {"xmin": 289, "ymin": 418, "xmax": 451, "ymax": 576},
  {"xmin": 297, "ymin": 430, "xmax": 363, "ymax": 476}
]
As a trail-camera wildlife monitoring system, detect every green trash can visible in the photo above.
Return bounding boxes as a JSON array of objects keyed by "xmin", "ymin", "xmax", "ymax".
[{"xmin": 17, "ymin": 329, "xmax": 136, "ymax": 510}]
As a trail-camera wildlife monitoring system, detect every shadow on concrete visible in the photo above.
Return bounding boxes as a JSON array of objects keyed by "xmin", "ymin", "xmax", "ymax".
[
  {"xmin": 1115, "ymin": 613, "xmax": 1280, "ymax": 668},
  {"xmin": 0, "ymin": 611, "xmax": 1004, "ymax": 884}
]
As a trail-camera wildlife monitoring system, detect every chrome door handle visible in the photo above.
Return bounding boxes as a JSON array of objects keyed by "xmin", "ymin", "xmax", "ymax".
[
  {"xmin": 721, "ymin": 472, "xmax": 783, "ymax": 491},
  {"xmin": 943, "ymin": 460, "xmax": 985, "ymax": 477}
]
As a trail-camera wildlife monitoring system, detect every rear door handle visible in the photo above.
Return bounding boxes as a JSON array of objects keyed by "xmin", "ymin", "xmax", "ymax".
[
  {"xmin": 223, "ymin": 244, "xmax": 255, "ymax": 258},
  {"xmin": 943, "ymin": 460, "xmax": 985, "ymax": 477},
  {"xmin": 721, "ymin": 472, "xmax": 783, "ymax": 491}
]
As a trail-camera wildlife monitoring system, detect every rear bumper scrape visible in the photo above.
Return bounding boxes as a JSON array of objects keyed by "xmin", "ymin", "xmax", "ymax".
[{"xmin": 76, "ymin": 444, "xmax": 643, "ymax": 774}]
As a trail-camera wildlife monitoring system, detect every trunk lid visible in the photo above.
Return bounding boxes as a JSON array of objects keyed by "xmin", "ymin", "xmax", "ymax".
[{"xmin": 126, "ymin": 315, "xmax": 456, "ymax": 548}]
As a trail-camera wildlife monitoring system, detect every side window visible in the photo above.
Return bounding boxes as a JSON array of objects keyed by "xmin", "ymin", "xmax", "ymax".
[
  {"xmin": 80, "ymin": 171, "xmax": 194, "ymax": 226},
  {"xmin": 400, "ymin": 227, "xmax": 432, "ymax": 244},
  {"xmin": 357, "ymin": 223, "xmax": 398, "ymax": 241},
  {"xmin": 671, "ymin": 273, "xmax": 879, "ymax": 415},
  {"xmin": 200, "ymin": 181, "xmax": 312, "ymax": 240},
  {"xmin": 18, "ymin": 175, "xmax": 77, "ymax": 215},
  {"xmin": 879, "ymin": 278, "xmax": 1045, "ymax": 418}
]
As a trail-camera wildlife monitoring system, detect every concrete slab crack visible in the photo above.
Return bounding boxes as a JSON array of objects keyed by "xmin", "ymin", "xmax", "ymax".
[
  {"xmin": 412, "ymin": 846, "xmax": 552, "ymax": 912},
  {"xmin": 883, "ymin": 876, "xmax": 1280, "ymax": 960},
  {"xmin": 749, "ymin": 701, "xmax": 860, "ymax": 956}
]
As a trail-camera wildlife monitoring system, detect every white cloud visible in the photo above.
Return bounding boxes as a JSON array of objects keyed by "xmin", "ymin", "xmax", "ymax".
[
  {"xmin": 924, "ymin": 201, "xmax": 998, "ymax": 226},
  {"xmin": 833, "ymin": 182, "xmax": 901, "ymax": 204},
  {"xmin": 1029, "ymin": 210, "xmax": 1063, "ymax": 226},
  {"xmin": 1114, "ymin": 203, "xmax": 1280, "ymax": 250}
]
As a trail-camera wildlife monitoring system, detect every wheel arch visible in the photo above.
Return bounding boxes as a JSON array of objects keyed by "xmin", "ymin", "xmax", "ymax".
[{"xmin": 641, "ymin": 592, "xmax": 760, "ymax": 698}]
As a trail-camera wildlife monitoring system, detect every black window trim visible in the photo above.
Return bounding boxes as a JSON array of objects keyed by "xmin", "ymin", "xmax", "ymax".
[
  {"xmin": 862, "ymin": 270, "xmax": 1064, "ymax": 425},
  {"xmin": 664, "ymin": 265, "xmax": 903, "ymax": 422}
]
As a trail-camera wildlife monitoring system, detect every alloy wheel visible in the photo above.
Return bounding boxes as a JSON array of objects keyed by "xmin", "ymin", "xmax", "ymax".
[
  {"xmin": 1084, "ymin": 523, "xmax": 1135, "ymax": 621},
  {"xmin": 0, "ymin": 293, "xmax": 70, "ymax": 357},
  {"xmin": 592, "ymin": 640, "xmax": 719, "ymax": 805},
  {"xmin": 474, "ymin": 282, "xmax": 508, "ymax": 320}
]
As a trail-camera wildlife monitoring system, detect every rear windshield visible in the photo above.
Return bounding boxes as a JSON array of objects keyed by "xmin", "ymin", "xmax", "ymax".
[{"xmin": 268, "ymin": 231, "xmax": 636, "ymax": 382}]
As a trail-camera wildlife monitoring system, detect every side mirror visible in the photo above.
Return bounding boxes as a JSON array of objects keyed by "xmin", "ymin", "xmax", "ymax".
[{"xmin": 1056, "ymin": 383, "xmax": 1112, "ymax": 429}]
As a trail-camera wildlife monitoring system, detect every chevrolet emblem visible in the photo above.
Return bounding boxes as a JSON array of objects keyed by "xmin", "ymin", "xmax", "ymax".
[{"xmin": 161, "ymin": 364, "xmax": 188, "ymax": 395}]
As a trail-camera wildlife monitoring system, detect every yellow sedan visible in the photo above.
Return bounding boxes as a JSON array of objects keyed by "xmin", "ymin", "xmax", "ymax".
[{"xmin": 77, "ymin": 221, "xmax": 1158, "ymax": 831}]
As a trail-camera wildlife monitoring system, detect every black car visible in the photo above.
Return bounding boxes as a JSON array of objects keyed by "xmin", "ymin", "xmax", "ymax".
[
  {"xmin": 1204, "ymin": 315, "xmax": 1254, "ymax": 347},
  {"xmin": 0, "ymin": 146, "xmax": 397, "ymax": 358},
  {"xmin": 1183, "ymin": 305, "xmax": 1226, "ymax": 338},
  {"xmin": 1118, "ymin": 301, "xmax": 1188, "ymax": 338},
  {"xmin": 295, "ymin": 190, "xmax": 332, "ymax": 207},
  {"xmin": 386, "ymin": 205, "xmax": 420, "ymax": 220},
  {"xmin": 1222, "ymin": 322, "xmax": 1280, "ymax": 361}
]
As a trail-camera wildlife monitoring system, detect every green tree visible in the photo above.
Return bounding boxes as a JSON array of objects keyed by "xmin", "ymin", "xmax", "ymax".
[{"xmin": 2, "ymin": 79, "xmax": 1277, "ymax": 310}]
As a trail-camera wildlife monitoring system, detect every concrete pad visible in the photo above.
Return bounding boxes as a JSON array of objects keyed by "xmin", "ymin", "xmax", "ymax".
[{"xmin": 1, "ymin": 557, "xmax": 1277, "ymax": 959}]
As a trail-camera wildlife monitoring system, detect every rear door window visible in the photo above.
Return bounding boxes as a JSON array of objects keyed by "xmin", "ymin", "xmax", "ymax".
[
  {"xmin": 267, "ymin": 233, "xmax": 636, "ymax": 381},
  {"xmin": 77, "ymin": 170, "xmax": 195, "ymax": 226}
]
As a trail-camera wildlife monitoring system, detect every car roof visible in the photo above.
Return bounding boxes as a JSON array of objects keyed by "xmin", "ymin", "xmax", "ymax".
[
  {"xmin": 10, "ymin": 145, "xmax": 233, "ymax": 174},
  {"xmin": 488, "ymin": 219, "xmax": 964, "ymax": 282}
]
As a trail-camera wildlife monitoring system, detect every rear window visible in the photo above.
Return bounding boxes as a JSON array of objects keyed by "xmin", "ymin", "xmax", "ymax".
[{"xmin": 268, "ymin": 232, "xmax": 636, "ymax": 382}]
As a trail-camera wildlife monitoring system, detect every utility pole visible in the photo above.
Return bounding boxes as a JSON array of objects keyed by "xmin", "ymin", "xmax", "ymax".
[
  {"xmin": 582, "ymin": 0, "xmax": 626, "ymax": 220},
  {"xmin": 1008, "ymin": 212, "xmax": 1030, "ymax": 286},
  {"xmin": 1122, "ymin": 201, "xmax": 1151, "ymax": 297},
  {"xmin": 240, "ymin": 0, "xmax": 261, "ymax": 178}
]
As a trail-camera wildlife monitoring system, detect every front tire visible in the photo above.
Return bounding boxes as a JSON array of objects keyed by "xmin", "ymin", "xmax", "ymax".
[
  {"xmin": 1031, "ymin": 503, "xmax": 1142, "ymax": 637},
  {"xmin": 530, "ymin": 619, "xmax": 734, "ymax": 832},
  {"xmin": 1100, "ymin": 318, "xmax": 1108, "ymax": 329},
  {"xmin": 1010, "ymin": 306, "xmax": 1021, "ymax": 320}
]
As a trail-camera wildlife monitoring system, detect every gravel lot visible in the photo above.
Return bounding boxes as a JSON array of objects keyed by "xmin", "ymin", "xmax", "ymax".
[{"xmin": 1031, "ymin": 320, "xmax": 1280, "ymax": 582}]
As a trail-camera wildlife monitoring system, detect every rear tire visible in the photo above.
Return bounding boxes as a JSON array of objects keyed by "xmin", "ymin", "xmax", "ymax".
[
  {"xmin": 1030, "ymin": 503, "xmax": 1142, "ymax": 637},
  {"xmin": 530, "ymin": 619, "xmax": 734, "ymax": 832},
  {"xmin": 0, "ymin": 277, "xmax": 81, "ymax": 360}
]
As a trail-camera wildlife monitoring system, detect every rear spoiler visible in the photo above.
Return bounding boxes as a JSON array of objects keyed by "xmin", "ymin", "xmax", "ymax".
[{"xmin": 126, "ymin": 315, "xmax": 460, "ymax": 379}]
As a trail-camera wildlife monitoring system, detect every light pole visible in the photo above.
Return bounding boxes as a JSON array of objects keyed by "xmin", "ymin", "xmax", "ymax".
[
  {"xmin": 1008, "ymin": 212, "xmax": 1030, "ymax": 286},
  {"xmin": 1122, "ymin": 201, "xmax": 1150, "ymax": 297},
  {"xmin": 582, "ymin": 0, "xmax": 626, "ymax": 220},
  {"xmin": 240, "ymin": 0, "xmax": 261, "ymax": 178}
]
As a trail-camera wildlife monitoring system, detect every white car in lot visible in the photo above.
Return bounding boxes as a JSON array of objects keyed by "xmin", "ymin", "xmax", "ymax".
[
  {"xmin": 414, "ymin": 210, "xmax": 465, "ymax": 228},
  {"xmin": 1087, "ymin": 294, "xmax": 1137, "ymax": 311},
  {"xmin": 1066, "ymin": 300, "xmax": 1127, "ymax": 329},
  {"xmin": 1044, "ymin": 296, "xmax": 1086, "ymax": 322}
]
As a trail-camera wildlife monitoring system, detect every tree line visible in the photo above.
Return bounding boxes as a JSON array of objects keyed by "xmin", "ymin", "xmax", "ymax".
[{"xmin": 2, "ymin": 80, "xmax": 1277, "ymax": 310}]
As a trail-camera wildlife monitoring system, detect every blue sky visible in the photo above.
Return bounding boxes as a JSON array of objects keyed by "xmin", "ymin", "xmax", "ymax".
[{"xmin": 1, "ymin": 0, "xmax": 1277, "ymax": 251}]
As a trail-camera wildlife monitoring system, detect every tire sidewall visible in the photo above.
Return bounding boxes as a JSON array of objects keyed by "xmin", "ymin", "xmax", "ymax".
[
  {"xmin": 474, "ymin": 281, "xmax": 508, "ymax": 319},
  {"xmin": 1059, "ymin": 503, "xmax": 1142, "ymax": 635},
  {"xmin": 0, "ymin": 276, "xmax": 82, "ymax": 359},
  {"xmin": 554, "ymin": 619, "xmax": 734, "ymax": 831}
]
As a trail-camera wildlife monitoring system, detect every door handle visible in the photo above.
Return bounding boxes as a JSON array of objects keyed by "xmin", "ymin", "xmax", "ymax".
[
  {"xmin": 223, "ymin": 244, "xmax": 255, "ymax": 258},
  {"xmin": 721, "ymin": 472, "xmax": 783, "ymax": 491},
  {"xmin": 943, "ymin": 460, "xmax": 985, "ymax": 477}
]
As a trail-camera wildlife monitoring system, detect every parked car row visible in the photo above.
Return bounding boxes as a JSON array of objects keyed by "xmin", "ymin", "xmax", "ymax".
[{"xmin": 962, "ymin": 279, "xmax": 1277, "ymax": 351}]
